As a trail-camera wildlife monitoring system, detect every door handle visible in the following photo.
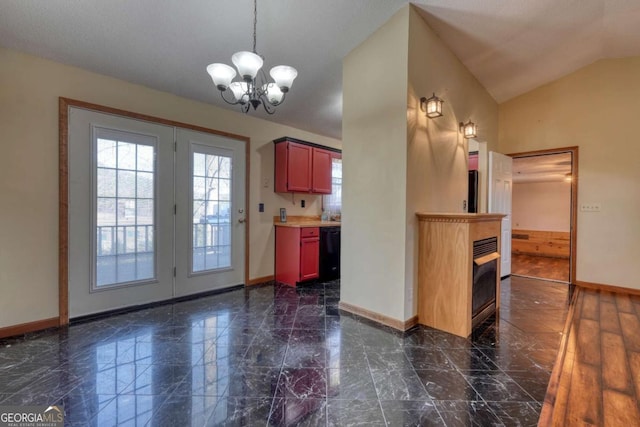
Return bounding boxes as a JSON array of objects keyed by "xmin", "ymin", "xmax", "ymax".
[{"xmin": 238, "ymin": 218, "xmax": 246, "ymax": 223}]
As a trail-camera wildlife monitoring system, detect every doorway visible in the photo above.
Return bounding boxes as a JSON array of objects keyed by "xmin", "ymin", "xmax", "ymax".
[
  {"xmin": 509, "ymin": 147, "xmax": 578, "ymax": 284},
  {"xmin": 61, "ymin": 99, "xmax": 249, "ymax": 321}
]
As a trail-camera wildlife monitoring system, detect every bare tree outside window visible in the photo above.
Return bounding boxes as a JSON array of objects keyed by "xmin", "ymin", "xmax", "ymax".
[{"xmin": 192, "ymin": 152, "xmax": 232, "ymax": 272}]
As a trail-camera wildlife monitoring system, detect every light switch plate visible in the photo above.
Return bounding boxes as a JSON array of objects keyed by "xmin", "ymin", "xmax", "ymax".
[{"xmin": 580, "ymin": 203, "xmax": 601, "ymax": 212}]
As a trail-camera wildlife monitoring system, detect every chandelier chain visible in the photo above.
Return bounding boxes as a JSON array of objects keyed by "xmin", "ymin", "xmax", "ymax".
[{"xmin": 252, "ymin": 0, "xmax": 257, "ymax": 53}]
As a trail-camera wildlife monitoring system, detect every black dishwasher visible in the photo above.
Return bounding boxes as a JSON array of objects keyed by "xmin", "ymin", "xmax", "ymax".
[{"xmin": 319, "ymin": 226, "xmax": 341, "ymax": 281}]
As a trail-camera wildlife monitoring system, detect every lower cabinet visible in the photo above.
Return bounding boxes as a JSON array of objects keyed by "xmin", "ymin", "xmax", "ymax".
[{"xmin": 275, "ymin": 226, "xmax": 319, "ymax": 286}]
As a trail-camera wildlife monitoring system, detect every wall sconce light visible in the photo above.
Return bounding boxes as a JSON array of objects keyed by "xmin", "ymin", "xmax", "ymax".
[
  {"xmin": 420, "ymin": 93, "xmax": 444, "ymax": 118},
  {"xmin": 459, "ymin": 120, "xmax": 477, "ymax": 139}
]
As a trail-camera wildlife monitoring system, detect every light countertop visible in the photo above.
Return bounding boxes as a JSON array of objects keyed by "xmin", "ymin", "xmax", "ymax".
[
  {"xmin": 274, "ymin": 220, "xmax": 341, "ymax": 228},
  {"xmin": 273, "ymin": 215, "xmax": 340, "ymax": 228}
]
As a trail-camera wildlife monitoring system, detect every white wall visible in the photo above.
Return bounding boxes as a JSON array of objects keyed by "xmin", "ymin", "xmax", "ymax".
[
  {"xmin": 500, "ymin": 57, "xmax": 640, "ymax": 289},
  {"xmin": 0, "ymin": 47, "xmax": 340, "ymax": 328},
  {"xmin": 512, "ymin": 181, "xmax": 571, "ymax": 231}
]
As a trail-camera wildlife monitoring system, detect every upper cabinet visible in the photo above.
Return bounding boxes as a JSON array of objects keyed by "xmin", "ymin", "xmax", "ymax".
[
  {"xmin": 311, "ymin": 147, "xmax": 332, "ymax": 194},
  {"xmin": 274, "ymin": 137, "xmax": 341, "ymax": 194}
]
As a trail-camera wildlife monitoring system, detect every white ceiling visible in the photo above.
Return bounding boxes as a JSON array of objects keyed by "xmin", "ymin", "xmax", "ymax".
[
  {"xmin": 513, "ymin": 153, "xmax": 573, "ymax": 183},
  {"xmin": 1, "ymin": 1, "xmax": 639, "ymax": 139}
]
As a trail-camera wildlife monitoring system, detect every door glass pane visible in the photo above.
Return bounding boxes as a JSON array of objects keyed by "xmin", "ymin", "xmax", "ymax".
[
  {"xmin": 192, "ymin": 151, "xmax": 232, "ymax": 272},
  {"xmin": 95, "ymin": 133, "xmax": 156, "ymax": 287}
]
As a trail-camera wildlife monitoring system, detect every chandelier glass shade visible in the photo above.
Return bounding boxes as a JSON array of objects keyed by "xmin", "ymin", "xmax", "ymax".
[{"xmin": 206, "ymin": 0, "xmax": 297, "ymax": 114}]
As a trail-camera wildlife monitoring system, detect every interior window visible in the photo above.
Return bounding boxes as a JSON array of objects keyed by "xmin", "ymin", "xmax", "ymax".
[{"xmin": 324, "ymin": 157, "xmax": 342, "ymax": 219}]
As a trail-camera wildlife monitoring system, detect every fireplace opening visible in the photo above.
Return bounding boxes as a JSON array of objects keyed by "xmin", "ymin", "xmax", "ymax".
[{"xmin": 472, "ymin": 237, "xmax": 499, "ymax": 328}]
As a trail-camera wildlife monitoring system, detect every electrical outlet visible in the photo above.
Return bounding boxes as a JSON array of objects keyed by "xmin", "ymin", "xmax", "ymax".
[
  {"xmin": 463, "ymin": 200, "xmax": 467, "ymax": 211},
  {"xmin": 580, "ymin": 203, "xmax": 601, "ymax": 212},
  {"xmin": 262, "ymin": 177, "xmax": 269, "ymax": 188},
  {"xmin": 301, "ymin": 200, "xmax": 305, "ymax": 208}
]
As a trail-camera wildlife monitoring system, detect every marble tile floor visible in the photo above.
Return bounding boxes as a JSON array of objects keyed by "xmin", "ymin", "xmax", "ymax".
[{"xmin": 0, "ymin": 277, "xmax": 571, "ymax": 426}]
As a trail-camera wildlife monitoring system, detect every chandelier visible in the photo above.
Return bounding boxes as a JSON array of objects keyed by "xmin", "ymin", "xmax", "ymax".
[{"xmin": 206, "ymin": 0, "xmax": 298, "ymax": 115}]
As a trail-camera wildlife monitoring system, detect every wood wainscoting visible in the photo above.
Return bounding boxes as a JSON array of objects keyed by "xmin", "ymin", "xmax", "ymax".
[{"xmin": 512, "ymin": 229, "xmax": 570, "ymax": 258}]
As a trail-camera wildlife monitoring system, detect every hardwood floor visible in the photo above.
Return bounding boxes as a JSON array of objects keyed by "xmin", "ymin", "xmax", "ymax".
[
  {"xmin": 512, "ymin": 253, "xmax": 570, "ymax": 283},
  {"xmin": 540, "ymin": 287, "xmax": 640, "ymax": 426}
]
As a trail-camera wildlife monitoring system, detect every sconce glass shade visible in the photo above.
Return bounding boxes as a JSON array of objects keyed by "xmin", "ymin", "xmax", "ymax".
[
  {"xmin": 421, "ymin": 93, "xmax": 444, "ymax": 118},
  {"xmin": 231, "ymin": 51, "xmax": 264, "ymax": 80},
  {"xmin": 461, "ymin": 120, "xmax": 477, "ymax": 139},
  {"xmin": 206, "ymin": 63, "xmax": 237, "ymax": 90},
  {"xmin": 270, "ymin": 65, "xmax": 298, "ymax": 92},
  {"xmin": 263, "ymin": 83, "xmax": 284, "ymax": 105}
]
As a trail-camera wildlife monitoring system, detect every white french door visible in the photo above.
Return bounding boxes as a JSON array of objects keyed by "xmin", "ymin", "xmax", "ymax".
[
  {"xmin": 488, "ymin": 151, "xmax": 513, "ymax": 277},
  {"xmin": 174, "ymin": 128, "xmax": 246, "ymax": 296},
  {"xmin": 68, "ymin": 108, "xmax": 246, "ymax": 318}
]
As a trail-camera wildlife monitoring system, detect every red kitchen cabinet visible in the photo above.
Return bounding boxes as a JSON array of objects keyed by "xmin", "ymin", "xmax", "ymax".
[
  {"xmin": 300, "ymin": 230, "xmax": 320, "ymax": 280},
  {"xmin": 311, "ymin": 148, "xmax": 332, "ymax": 194},
  {"xmin": 274, "ymin": 137, "xmax": 339, "ymax": 194},
  {"xmin": 275, "ymin": 226, "xmax": 319, "ymax": 286},
  {"xmin": 275, "ymin": 141, "xmax": 312, "ymax": 192}
]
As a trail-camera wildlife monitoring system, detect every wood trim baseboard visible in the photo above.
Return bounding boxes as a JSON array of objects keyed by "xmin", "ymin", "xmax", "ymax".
[
  {"xmin": 538, "ymin": 287, "xmax": 581, "ymax": 426},
  {"xmin": 247, "ymin": 275, "xmax": 275, "ymax": 286},
  {"xmin": 403, "ymin": 315, "xmax": 419, "ymax": 330},
  {"xmin": 59, "ymin": 98, "xmax": 70, "ymax": 326},
  {"xmin": 575, "ymin": 280, "xmax": 640, "ymax": 296},
  {"xmin": 0, "ymin": 317, "xmax": 60, "ymax": 340},
  {"xmin": 338, "ymin": 301, "xmax": 416, "ymax": 331}
]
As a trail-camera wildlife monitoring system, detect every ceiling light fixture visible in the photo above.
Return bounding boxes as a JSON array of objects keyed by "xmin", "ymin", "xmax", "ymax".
[
  {"xmin": 459, "ymin": 120, "xmax": 477, "ymax": 139},
  {"xmin": 206, "ymin": 0, "xmax": 297, "ymax": 115},
  {"xmin": 420, "ymin": 93, "xmax": 444, "ymax": 118}
]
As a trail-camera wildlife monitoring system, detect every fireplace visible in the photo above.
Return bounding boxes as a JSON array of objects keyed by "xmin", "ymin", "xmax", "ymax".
[
  {"xmin": 472, "ymin": 237, "xmax": 499, "ymax": 328},
  {"xmin": 416, "ymin": 212, "xmax": 505, "ymax": 337}
]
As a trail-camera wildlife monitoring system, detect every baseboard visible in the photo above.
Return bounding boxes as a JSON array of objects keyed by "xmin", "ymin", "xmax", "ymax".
[
  {"xmin": 575, "ymin": 280, "xmax": 640, "ymax": 296},
  {"xmin": 403, "ymin": 315, "xmax": 419, "ymax": 330},
  {"xmin": 0, "ymin": 317, "xmax": 59, "ymax": 339},
  {"xmin": 72, "ymin": 284, "xmax": 244, "ymax": 324},
  {"xmin": 247, "ymin": 275, "xmax": 275, "ymax": 286},
  {"xmin": 338, "ymin": 301, "xmax": 417, "ymax": 331}
]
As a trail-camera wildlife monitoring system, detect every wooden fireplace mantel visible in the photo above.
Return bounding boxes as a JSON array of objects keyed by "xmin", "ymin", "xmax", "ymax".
[{"xmin": 416, "ymin": 212, "xmax": 505, "ymax": 337}]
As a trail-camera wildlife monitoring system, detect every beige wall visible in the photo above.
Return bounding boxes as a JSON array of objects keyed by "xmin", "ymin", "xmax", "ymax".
[
  {"xmin": 499, "ymin": 57, "xmax": 640, "ymax": 289},
  {"xmin": 341, "ymin": 5, "xmax": 499, "ymax": 323},
  {"xmin": 341, "ymin": 7, "xmax": 410, "ymax": 322},
  {"xmin": 405, "ymin": 7, "xmax": 498, "ymax": 319},
  {"xmin": 0, "ymin": 47, "xmax": 340, "ymax": 328},
  {"xmin": 512, "ymin": 181, "xmax": 571, "ymax": 231}
]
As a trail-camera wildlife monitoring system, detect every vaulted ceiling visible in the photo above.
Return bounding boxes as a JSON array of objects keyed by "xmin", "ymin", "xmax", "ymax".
[{"xmin": 1, "ymin": 1, "xmax": 639, "ymax": 139}]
